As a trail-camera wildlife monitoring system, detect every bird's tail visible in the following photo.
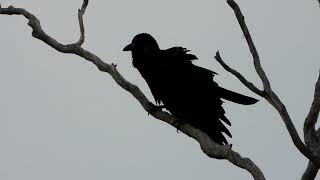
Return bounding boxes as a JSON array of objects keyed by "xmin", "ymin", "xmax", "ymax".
[
  {"xmin": 201, "ymin": 115, "xmax": 232, "ymax": 145},
  {"xmin": 218, "ymin": 87, "xmax": 258, "ymax": 105}
]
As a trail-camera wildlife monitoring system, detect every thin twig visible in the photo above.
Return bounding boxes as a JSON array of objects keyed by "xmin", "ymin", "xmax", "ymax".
[
  {"xmin": 0, "ymin": 1, "xmax": 265, "ymax": 179},
  {"xmin": 215, "ymin": 51, "xmax": 264, "ymax": 97},
  {"xmin": 226, "ymin": 0, "xmax": 270, "ymax": 92},
  {"xmin": 75, "ymin": 0, "xmax": 88, "ymax": 46}
]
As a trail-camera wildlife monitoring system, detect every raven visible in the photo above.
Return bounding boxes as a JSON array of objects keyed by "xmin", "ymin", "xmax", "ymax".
[{"xmin": 123, "ymin": 33, "xmax": 258, "ymax": 145}]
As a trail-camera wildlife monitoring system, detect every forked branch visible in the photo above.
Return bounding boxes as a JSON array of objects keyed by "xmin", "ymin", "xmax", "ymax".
[
  {"xmin": 215, "ymin": 0, "xmax": 320, "ymax": 170},
  {"xmin": 215, "ymin": 51, "xmax": 264, "ymax": 97},
  {"xmin": 0, "ymin": 1, "xmax": 265, "ymax": 179}
]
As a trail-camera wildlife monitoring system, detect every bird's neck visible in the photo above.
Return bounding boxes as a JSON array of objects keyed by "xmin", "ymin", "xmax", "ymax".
[
  {"xmin": 132, "ymin": 56, "xmax": 147, "ymax": 69},
  {"xmin": 131, "ymin": 51, "xmax": 159, "ymax": 68}
]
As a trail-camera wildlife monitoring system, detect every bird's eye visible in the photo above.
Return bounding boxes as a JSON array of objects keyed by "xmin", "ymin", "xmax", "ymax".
[{"xmin": 131, "ymin": 43, "xmax": 135, "ymax": 47}]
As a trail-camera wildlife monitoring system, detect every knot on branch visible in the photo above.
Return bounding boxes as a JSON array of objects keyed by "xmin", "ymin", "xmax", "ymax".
[{"xmin": 6, "ymin": 6, "xmax": 15, "ymax": 15}]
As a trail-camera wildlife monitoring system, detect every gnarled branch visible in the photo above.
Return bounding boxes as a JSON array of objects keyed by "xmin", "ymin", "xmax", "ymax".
[{"xmin": 0, "ymin": 1, "xmax": 265, "ymax": 179}]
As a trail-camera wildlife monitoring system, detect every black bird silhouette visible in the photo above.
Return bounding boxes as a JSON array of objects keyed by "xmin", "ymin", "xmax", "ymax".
[{"xmin": 123, "ymin": 33, "xmax": 258, "ymax": 145}]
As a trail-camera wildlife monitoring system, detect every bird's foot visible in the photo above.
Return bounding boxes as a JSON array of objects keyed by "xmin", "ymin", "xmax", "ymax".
[
  {"xmin": 147, "ymin": 102, "xmax": 165, "ymax": 116},
  {"xmin": 226, "ymin": 144, "xmax": 233, "ymax": 149},
  {"xmin": 172, "ymin": 120, "xmax": 186, "ymax": 133}
]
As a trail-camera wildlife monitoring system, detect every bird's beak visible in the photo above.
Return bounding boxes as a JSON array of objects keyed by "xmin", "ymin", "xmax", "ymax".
[{"xmin": 123, "ymin": 43, "xmax": 133, "ymax": 51}]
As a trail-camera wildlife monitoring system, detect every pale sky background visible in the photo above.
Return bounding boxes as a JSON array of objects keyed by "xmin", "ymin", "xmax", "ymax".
[{"xmin": 1, "ymin": 0, "xmax": 320, "ymax": 179}]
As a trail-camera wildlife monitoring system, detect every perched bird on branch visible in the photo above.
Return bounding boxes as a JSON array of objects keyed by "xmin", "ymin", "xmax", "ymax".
[{"xmin": 123, "ymin": 33, "xmax": 258, "ymax": 145}]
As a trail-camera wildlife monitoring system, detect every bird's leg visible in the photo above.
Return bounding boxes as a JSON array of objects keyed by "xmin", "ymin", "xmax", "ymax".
[{"xmin": 147, "ymin": 102, "xmax": 165, "ymax": 115}]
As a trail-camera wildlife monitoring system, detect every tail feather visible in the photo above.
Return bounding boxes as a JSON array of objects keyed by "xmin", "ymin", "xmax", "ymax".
[
  {"xmin": 220, "ymin": 115, "xmax": 231, "ymax": 126},
  {"xmin": 219, "ymin": 87, "xmax": 258, "ymax": 105},
  {"xmin": 205, "ymin": 127, "xmax": 228, "ymax": 145},
  {"xmin": 220, "ymin": 124, "xmax": 232, "ymax": 138},
  {"xmin": 202, "ymin": 118, "xmax": 232, "ymax": 145}
]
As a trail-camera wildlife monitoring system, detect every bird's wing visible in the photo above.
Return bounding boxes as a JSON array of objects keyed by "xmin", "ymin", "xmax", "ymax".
[
  {"xmin": 155, "ymin": 47, "xmax": 230, "ymax": 144},
  {"xmin": 161, "ymin": 47, "xmax": 217, "ymax": 75},
  {"xmin": 163, "ymin": 46, "xmax": 198, "ymax": 61},
  {"xmin": 154, "ymin": 46, "xmax": 257, "ymax": 144}
]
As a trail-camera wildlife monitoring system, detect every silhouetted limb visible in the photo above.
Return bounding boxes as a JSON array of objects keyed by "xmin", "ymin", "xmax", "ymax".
[
  {"xmin": 216, "ymin": 0, "xmax": 320, "ymax": 170},
  {"xmin": 0, "ymin": 1, "xmax": 265, "ymax": 179},
  {"xmin": 215, "ymin": 51, "xmax": 264, "ymax": 97},
  {"xmin": 302, "ymin": 162, "xmax": 319, "ymax": 180},
  {"xmin": 304, "ymin": 72, "xmax": 320, "ymax": 148},
  {"xmin": 75, "ymin": 0, "xmax": 88, "ymax": 46}
]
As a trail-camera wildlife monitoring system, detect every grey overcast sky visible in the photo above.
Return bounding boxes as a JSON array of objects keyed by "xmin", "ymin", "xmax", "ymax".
[{"xmin": 1, "ymin": 0, "xmax": 320, "ymax": 179}]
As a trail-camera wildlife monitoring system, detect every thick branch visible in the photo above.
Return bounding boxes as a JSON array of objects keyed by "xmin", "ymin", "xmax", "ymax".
[
  {"xmin": 223, "ymin": 0, "xmax": 320, "ymax": 167},
  {"xmin": 302, "ymin": 162, "xmax": 319, "ymax": 180},
  {"xmin": 0, "ymin": 2, "xmax": 265, "ymax": 179},
  {"xmin": 305, "ymin": 77, "xmax": 320, "ymax": 180},
  {"xmin": 152, "ymin": 111, "xmax": 265, "ymax": 180},
  {"xmin": 303, "ymin": 72, "xmax": 320, "ymax": 180},
  {"xmin": 304, "ymin": 72, "xmax": 320, "ymax": 146}
]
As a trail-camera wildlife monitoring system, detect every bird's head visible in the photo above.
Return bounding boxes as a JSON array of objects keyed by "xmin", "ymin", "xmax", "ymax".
[{"xmin": 123, "ymin": 33, "xmax": 160, "ymax": 57}]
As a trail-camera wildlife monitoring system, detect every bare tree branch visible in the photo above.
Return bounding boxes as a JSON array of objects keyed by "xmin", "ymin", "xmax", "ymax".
[
  {"xmin": 0, "ymin": 1, "xmax": 265, "ymax": 179},
  {"xmin": 301, "ymin": 0, "xmax": 320, "ymax": 180},
  {"xmin": 215, "ymin": 51, "xmax": 264, "ymax": 97},
  {"xmin": 226, "ymin": 0, "xmax": 270, "ymax": 93},
  {"xmin": 218, "ymin": 0, "xmax": 320, "ymax": 168},
  {"xmin": 302, "ymin": 162, "xmax": 319, "ymax": 180},
  {"xmin": 304, "ymin": 72, "xmax": 320, "ymax": 147},
  {"xmin": 75, "ymin": 0, "xmax": 88, "ymax": 46},
  {"xmin": 156, "ymin": 114, "xmax": 266, "ymax": 180},
  {"xmin": 302, "ymin": 72, "xmax": 320, "ymax": 180}
]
